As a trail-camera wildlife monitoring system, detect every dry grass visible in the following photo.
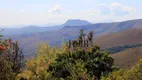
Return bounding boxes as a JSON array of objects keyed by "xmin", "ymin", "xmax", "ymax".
[
  {"xmin": 111, "ymin": 47, "xmax": 142, "ymax": 69},
  {"xmin": 95, "ymin": 28, "xmax": 142, "ymax": 48}
]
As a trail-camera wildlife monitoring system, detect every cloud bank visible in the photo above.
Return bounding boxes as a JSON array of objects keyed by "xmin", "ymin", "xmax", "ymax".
[{"xmin": 98, "ymin": 3, "xmax": 136, "ymax": 16}]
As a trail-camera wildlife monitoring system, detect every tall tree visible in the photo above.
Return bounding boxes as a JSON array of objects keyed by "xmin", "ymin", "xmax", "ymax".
[
  {"xmin": 0, "ymin": 29, "xmax": 24, "ymax": 79},
  {"xmin": 78, "ymin": 29, "xmax": 86, "ymax": 47},
  {"xmin": 87, "ymin": 31, "xmax": 94, "ymax": 47}
]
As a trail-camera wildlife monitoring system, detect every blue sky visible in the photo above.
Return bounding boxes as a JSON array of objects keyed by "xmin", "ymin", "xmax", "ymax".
[{"xmin": 0, "ymin": 0, "xmax": 141, "ymax": 27}]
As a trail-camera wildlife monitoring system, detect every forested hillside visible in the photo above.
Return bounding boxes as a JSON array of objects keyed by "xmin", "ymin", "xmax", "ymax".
[{"xmin": 104, "ymin": 44, "xmax": 142, "ymax": 54}]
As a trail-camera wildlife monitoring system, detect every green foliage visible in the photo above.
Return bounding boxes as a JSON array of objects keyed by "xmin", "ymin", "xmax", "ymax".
[
  {"xmin": 0, "ymin": 31, "xmax": 24, "ymax": 80},
  {"xmin": 0, "ymin": 56, "xmax": 15, "ymax": 80},
  {"xmin": 17, "ymin": 41, "xmax": 142, "ymax": 80},
  {"xmin": 48, "ymin": 45, "xmax": 114, "ymax": 79},
  {"xmin": 67, "ymin": 60, "xmax": 95, "ymax": 80},
  {"xmin": 16, "ymin": 43, "xmax": 68, "ymax": 80},
  {"xmin": 106, "ymin": 59, "xmax": 142, "ymax": 80},
  {"xmin": 126, "ymin": 59, "xmax": 142, "ymax": 80},
  {"xmin": 17, "ymin": 42, "xmax": 114, "ymax": 80}
]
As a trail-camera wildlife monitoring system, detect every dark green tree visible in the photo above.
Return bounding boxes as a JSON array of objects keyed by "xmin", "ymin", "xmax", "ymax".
[{"xmin": 48, "ymin": 45, "xmax": 114, "ymax": 79}]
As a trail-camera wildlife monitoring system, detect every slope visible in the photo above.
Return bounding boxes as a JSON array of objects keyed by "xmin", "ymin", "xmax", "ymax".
[
  {"xmin": 95, "ymin": 28, "xmax": 142, "ymax": 48},
  {"xmin": 111, "ymin": 47, "xmax": 142, "ymax": 69}
]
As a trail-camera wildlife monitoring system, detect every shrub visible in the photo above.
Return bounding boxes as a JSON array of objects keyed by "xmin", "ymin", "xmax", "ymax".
[
  {"xmin": 0, "ymin": 56, "xmax": 15, "ymax": 80},
  {"xmin": 106, "ymin": 59, "xmax": 142, "ymax": 80}
]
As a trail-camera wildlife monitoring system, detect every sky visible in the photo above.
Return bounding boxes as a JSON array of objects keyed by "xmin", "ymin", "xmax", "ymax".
[{"xmin": 0, "ymin": 0, "xmax": 141, "ymax": 27}]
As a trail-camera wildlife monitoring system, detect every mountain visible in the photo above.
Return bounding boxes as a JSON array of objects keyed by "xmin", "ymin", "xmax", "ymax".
[
  {"xmin": 36, "ymin": 23, "xmax": 60, "ymax": 27},
  {"xmin": 62, "ymin": 19, "xmax": 142, "ymax": 37},
  {"xmin": 62, "ymin": 19, "xmax": 92, "ymax": 26},
  {"xmin": 95, "ymin": 28, "xmax": 142, "ymax": 48},
  {"xmin": 1, "ymin": 25, "xmax": 62, "ymax": 36},
  {"xmin": 8, "ymin": 19, "xmax": 142, "ymax": 58},
  {"xmin": 111, "ymin": 47, "xmax": 142, "ymax": 69},
  {"xmin": 1, "ymin": 19, "xmax": 91, "ymax": 36}
]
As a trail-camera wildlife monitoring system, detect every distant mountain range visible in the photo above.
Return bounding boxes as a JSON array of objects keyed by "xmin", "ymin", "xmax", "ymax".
[
  {"xmin": 7, "ymin": 19, "xmax": 142, "ymax": 58},
  {"xmin": 1, "ymin": 19, "xmax": 92, "ymax": 35}
]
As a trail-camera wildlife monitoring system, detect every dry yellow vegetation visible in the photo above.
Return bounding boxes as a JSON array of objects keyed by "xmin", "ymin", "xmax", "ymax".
[{"xmin": 111, "ymin": 47, "xmax": 142, "ymax": 69}]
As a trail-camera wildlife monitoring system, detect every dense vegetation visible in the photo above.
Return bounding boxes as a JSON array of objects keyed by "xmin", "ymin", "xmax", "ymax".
[
  {"xmin": 104, "ymin": 44, "xmax": 142, "ymax": 54},
  {"xmin": 16, "ymin": 42, "xmax": 142, "ymax": 80},
  {"xmin": 48, "ymin": 46, "xmax": 114, "ymax": 80},
  {"xmin": 16, "ymin": 43, "xmax": 115, "ymax": 80},
  {"xmin": 106, "ymin": 59, "xmax": 142, "ymax": 80},
  {"xmin": 0, "ymin": 37, "xmax": 24, "ymax": 79}
]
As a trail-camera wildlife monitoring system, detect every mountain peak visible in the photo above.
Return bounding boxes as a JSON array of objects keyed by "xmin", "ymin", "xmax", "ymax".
[
  {"xmin": 66, "ymin": 19, "xmax": 85, "ymax": 22},
  {"xmin": 63, "ymin": 19, "xmax": 91, "ymax": 26}
]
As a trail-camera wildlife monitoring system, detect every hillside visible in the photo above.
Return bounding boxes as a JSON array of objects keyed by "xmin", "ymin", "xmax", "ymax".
[
  {"xmin": 8, "ymin": 19, "xmax": 142, "ymax": 57},
  {"xmin": 63, "ymin": 19, "xmax": 142, "ymax": 35},
  {"xmin": 104, "ymin": 44, "xmax": 142, "ymax": 54},
  {"xmin": 95, "ymin": 28, "xmax": 142, "ymax": 48},
  {"xmin": 111, "ymin": 47, "xmax": 142, "ymax": 69}
]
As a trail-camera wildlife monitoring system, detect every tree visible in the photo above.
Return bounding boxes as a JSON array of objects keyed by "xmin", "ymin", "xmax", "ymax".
[
  {"xmin": 2, "ymin": 39, "xmax": 25, "ymax": 74},
  {"xmin": 87, "ymin": 31, "xmax": 94, "ymax": 47},
  {"xmin": 16, "ymin": 43, "xmax": 67, "ymax": 80},
  {"xmin": 78, "ymin": 29, "xmax": 86, "ymax": 47},
  {"xmin": 48, "ymin": 45, "xmax": 114, "ymax": 79},
  {"xmin": 0, "ymin": 30, "xmax": 24, "ymax": 79},
  {"xmin": 0, "ymin": 56, "xmax": 15, "ymax": 80}
]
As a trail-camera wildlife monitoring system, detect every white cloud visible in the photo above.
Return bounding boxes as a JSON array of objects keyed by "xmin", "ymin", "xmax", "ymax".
[
  {"xmin": 82, "ymin": 3, "xmax": 136, "ymax": 16},
  {"xmin": 79, "ymin": 9, "xmax": 107, "ymax": 23},
  {"xmin": 78, "ymin": 2, "xmax": 137, "ymax": 23},
  {"xmin": 110, "ymin": 3, "xmax": 136, "ymax": 16},
  {"xmin": 98, "ymin": 4, "xmax": 111, "ymax": 15},
  {"xmin": 96, "ymin": 3, "xmax": 136, "ymax": 16},
  {"xmin": 48, "ymin": 5, "xmax": 63, "ymax": 14}
]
